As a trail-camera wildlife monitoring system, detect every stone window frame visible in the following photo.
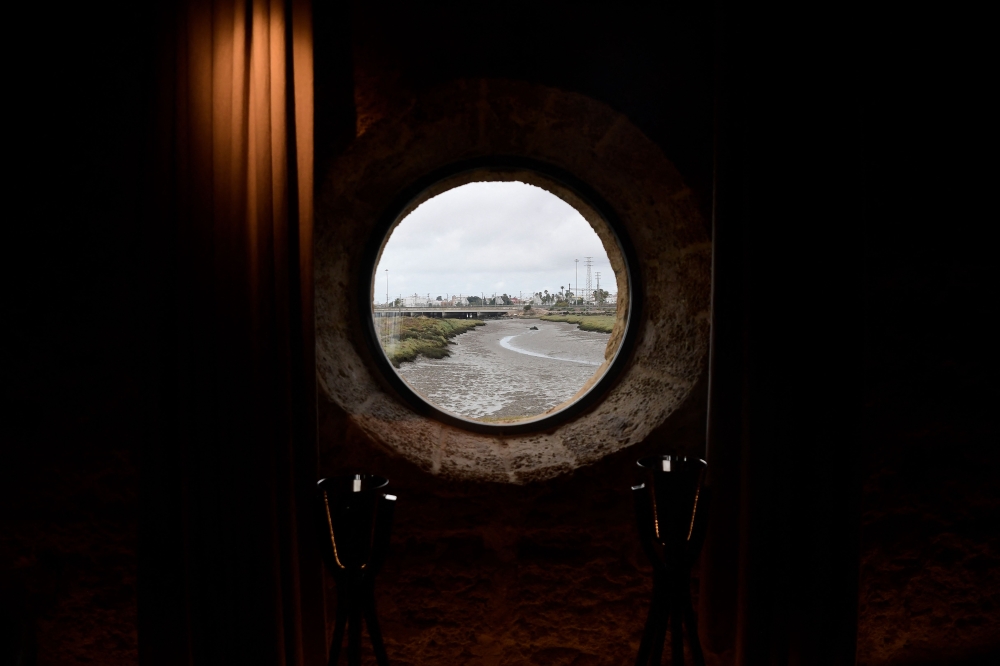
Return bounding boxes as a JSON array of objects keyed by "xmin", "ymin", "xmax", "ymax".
[{"xmin": 315, "ymin": 80, "xmax": 710, "ymax": 483}]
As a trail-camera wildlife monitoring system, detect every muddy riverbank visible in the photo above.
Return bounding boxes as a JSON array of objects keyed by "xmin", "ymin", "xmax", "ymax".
[{"xmin": 395, "ymin": 318, "xmax": 611, "ymax": 420}]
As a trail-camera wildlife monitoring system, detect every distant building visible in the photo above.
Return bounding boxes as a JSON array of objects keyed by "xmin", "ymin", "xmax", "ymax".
[{"xmin": 401, "ymin": 294, "xmax": 432, "ymax": 307}]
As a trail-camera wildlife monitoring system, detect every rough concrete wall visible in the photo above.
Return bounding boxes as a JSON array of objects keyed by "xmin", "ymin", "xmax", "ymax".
[{"xmin": 315, "ymin": 80, "xmax": 711, "ymax": 483}]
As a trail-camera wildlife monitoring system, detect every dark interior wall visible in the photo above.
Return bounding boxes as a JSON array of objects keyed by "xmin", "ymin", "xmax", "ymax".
[
  {"xmin": 314, "ymin": 5, "xmax": 715, "ymax": 661},
  {"xmin": 2, "ymin": 1, "xmax": 997, "ymax": 665},
  {"xmin": 311, "ymin": 4, "xmax": 715, "ymax": 664},
  {"xmin": 343, "ymin": 0, "xmax": 715, "ymax": 220},
  {"xmin": 318, "ymin": 2, "xmax": 996, "ymax": 664},
  {"xmin": 4, "ymin": 2, "xmax": 160, "ymax": 663},
  {"xmin": 855, "ymin": 12, "xmax": 999, "ymax": 662}
]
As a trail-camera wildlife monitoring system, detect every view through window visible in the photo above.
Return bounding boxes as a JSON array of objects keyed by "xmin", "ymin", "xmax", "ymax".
[{"xmin": 372, "ymin": 181, "xmax": 624, "ymax": 423}]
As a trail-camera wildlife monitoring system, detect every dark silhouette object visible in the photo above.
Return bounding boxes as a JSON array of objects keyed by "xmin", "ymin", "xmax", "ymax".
[
  {"xmin": 633, "ymin": 456, "xmax": 709, "ymax": 666},
  {"xmin": 317, "ymin": 475, "xmax": 397, "ymax": 666}
]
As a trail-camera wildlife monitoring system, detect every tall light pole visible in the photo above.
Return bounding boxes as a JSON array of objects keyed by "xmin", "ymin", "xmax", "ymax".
[
  {"xmin": 575, "ymin": 259, "xmax": 579, "ymax": 306},
  {"xmin": 385, "ymin": 269, "xmax": 389, "ymax": 306}
]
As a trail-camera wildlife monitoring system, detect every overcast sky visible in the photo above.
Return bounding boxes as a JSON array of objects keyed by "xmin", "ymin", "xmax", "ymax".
[{"xmin": 373, "ymin": 181, "xmax": 618, "ymax": 303}]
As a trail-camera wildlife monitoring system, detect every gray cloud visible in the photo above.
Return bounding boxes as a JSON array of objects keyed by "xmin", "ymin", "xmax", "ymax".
[{"xmin": 373, "ymin": 182, "xmax": 619, "ymax": 303}]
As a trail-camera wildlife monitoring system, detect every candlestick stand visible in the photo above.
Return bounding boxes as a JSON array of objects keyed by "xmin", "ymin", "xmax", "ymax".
[
  {"xmin": 632, "ymin": 456, "xmax": 708, "ymax": 666},
  {"xmin": 317, "ymin": 475, "xmax": 396, "ymax": 666}
]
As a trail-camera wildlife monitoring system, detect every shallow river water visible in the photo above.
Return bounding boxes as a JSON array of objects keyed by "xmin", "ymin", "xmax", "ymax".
[{"xmin": 395, "ymin": 318, "xmax": 611, "ymax": 420}]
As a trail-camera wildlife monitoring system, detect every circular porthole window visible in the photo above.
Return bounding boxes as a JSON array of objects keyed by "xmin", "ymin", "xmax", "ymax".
[
  {"xmin": 317, "ymin": 81, "xmax": 710, "ymax": 482},
  {"xmin": 363, "ymin": 165, "xmax": 637, "ymax": 433}
]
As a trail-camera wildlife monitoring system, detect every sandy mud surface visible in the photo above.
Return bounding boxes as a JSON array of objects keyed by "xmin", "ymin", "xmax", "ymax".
[{"xmin": 395, "ymin": 318, "xmax": 611, "ymax": 419}]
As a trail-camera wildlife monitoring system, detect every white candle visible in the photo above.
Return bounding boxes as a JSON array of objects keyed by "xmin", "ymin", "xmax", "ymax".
[
  {"xmin": 352, "ymin": 477, "xmax": 362, "ymax": 492},
  {"xmin": 662, "ymin": 459, "xmax": 671, "ymax": 472}
]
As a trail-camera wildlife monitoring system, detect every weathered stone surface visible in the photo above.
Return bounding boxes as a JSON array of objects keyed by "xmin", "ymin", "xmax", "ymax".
[{"xmin": 316, "ymin": 80, "xmax": 711, "ymax": 482}]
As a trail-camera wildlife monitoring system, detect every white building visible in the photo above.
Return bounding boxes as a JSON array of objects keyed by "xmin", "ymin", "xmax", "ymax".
[{"xmin": 401, "ymin": 294, "xmax": 431, "ymax": 307}]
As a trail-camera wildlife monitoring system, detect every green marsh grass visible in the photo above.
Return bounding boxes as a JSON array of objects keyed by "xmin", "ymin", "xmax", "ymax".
[
  {"xmin": 538, "ymin": 314, "xmax": 616, "ymax": 334},
  {"xmin": 379, "ymin": 317, "xmax": 485, "ymax": 367}
]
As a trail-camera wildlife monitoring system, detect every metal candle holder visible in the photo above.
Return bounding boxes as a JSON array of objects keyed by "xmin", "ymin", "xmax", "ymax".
[
  {"xmin": 632, "ymin": 456, "xmax": 708, "ymax": 666},
  {"xmin": 317, "ymin": 475, "xmax": 396, "ymax": 666}
]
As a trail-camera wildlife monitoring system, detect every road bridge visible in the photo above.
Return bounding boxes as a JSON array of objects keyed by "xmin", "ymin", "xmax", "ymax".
[
  {"xmin": 371, "ymin": 306, "xmax": 616, "ymax": 319},
  {"xmin": 371, "ymin": 306, "xmax": 521, "ymax": 319}
]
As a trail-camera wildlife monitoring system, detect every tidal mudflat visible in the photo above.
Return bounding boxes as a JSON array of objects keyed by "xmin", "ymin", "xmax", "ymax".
[{"xmin": 395, "ymin": 318, "xmax": 610, "ymax": 420}]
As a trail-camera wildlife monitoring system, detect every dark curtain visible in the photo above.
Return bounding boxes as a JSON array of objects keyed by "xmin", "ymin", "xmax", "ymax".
[
  {"xmin": 698, "ymin": 2, "xmax": 863, "ymax": 665},
  {"xmin": 138, "ymin": 0, "xmax": 327, "ymax": 663}
]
